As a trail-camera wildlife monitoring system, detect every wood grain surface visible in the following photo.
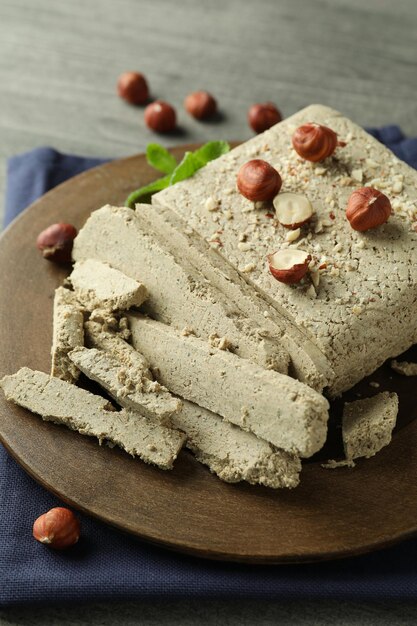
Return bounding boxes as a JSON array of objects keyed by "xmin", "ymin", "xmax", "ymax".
[
  {"xmin": 1, "ymin": 0, "xmax": 417, "ymax": 226},
  {"xmin": 1, "ymin": 148, "xmax": 417, "ymax": 564}
]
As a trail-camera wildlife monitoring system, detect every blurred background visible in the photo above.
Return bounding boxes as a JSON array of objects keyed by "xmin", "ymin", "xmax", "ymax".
[
  {"xmin": 1, "ymin": 0, "xmax": 417, "ymax": 224},
  {"xmin": 1, "ymin": 0, "xmax": 417, "ymax": 624}
]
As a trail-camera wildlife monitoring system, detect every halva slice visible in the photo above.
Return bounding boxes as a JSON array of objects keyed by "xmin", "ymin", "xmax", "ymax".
[
  {"xmin": 69, "ymin": 258, "xmax": 148, "ymax": 311},
  {"xmin": 84, "ymin": 321, "xmax": 300, "ymax": 487},
  {"xmin": 0, "ymin": 368, "xmax": 185, "ymax": 470},
  {"xmin": 51, "ymin": 287, "xmax": 84, "ymax": 383},
  {"xmin": 153, "ymin": 104, "xmax": 417, "ymax": 396},
  {"xmin": 69, "ymin": 346, "xmax": 181, "ymax": 423},
  {"xmin": 173, "ymin": 400, "xmax": 301, "ymax": 489},
  {"xmin": 342, "ymin": 391, "xmax": 399, "ymax": 461},
  {"xmin": 72, "ymin": 204, "xmax": 289, "ymax": 374},
  {"xmin": 128, "ymin": 314, "xmax": 329, "ymax": 457}
]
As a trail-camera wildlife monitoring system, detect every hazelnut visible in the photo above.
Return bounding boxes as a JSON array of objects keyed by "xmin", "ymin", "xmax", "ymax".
[
  {"xmin": 273, "ymin": 192, "xmax": 314, "ymax": 229},
  {"xmin": 144, "ymin": 100, "xmax": 176, "ymax": 133},
  {"xmin": 267, "ymin": 249, "xmax": 311, "ymax": 284},
  {"xmin": 248, "ymin": 102, "xmax": 282, "ymax": 133},
  {"xmin": 184, "ymin": 91, "xmax": 217, "ymax": 119},
  {"xmin": 36, "ymin": 223, "xmax": 77, "ymax": 263},
  {"xmin": 292, "ymin": 123, "xmax": 338, "ymax": 162},
  {"xmin": 117, "ymin": 71, "xmax": 149, "ymax": 105},
  {"xmin": 33, "ymin": 507, "xmax": 80, "ymax": 550},
  {"xmin": 237, "ymin": 159, "xmax": 282, "ymax": 202},
  {"xmin": 346, "ymin": 187, "xmax": 391, "ymax": 231}
]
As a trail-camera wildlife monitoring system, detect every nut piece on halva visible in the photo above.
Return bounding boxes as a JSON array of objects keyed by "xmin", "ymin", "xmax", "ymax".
[
  {"xmin": 128, "ymin": 314, "xmax": 329, "ymax": 457},
  {"xmin": 342, "ymin": 392, "xmax": 399, "ymax": 461},
  {"xmin": 72, "ymin": 204, "xmax": 290, "ymax": 375},
  {"xmin": 69, "ymin": 259, "xmax": 148, "ymax": 311},
  {"xmin": 51, "ymin": 287, "xmax": 84, "ymax": 383},
  {"xmin": 391, "ymin": 360, "xmax": 417, "ymax": 377},
  {"xmin": 0, "ymin": 368, "xmax": 185, "ymax": 470},
  {"xmin": 173, "ymin": 400, "xmax": 301, "ymax": 489},
  {"xmin": 69, "ymin": 346, "xmax": 182, "ymax": 424}
]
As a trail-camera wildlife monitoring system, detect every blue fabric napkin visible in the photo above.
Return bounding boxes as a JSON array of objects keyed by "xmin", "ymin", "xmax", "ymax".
[{"xmin": 2, "ymin": 128, "xmax": 417, "ymax": 607}]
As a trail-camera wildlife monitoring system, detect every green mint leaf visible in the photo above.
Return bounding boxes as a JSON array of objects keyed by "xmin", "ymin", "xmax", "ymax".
[
  {"xmin": 125, "ymin": 174, "xmax": 170, "ymax": 208},
  {"xmin": 169, "ymin": 152, "xmax": 199, "ymax": 185},
  {"xmin": 126, "ymin": 140, "xmax": 231, "ymax": 207},
  {"xmin": 192, "ymin": 141, "xmax": 230, "ymax": 167},
  {"xmin": 146, "ymin": 144, "xmax": 178, "ymax": 174},
  {"xmin": 169, "ymin": 142, "xmax": 230, "ymax": 186}
]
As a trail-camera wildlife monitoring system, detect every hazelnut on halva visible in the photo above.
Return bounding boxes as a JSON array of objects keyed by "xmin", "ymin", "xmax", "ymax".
[
  {"xmin": 237, "ymin": 159, "xmax": 282, "ymax": 202},
  {"xmin": 346, "ymin": 187, "xmax": 391, "ymax": 231},
  {"xmin": 267, "ymin": 249, "xmax": 311, "ymax": 285},
  {"xmin": 292, "ymin": 123, "xmax": 340, "ymax": 162},
  {"xmin": 248, "ymin": 102, "xmax": 282, "ymax": 133}
]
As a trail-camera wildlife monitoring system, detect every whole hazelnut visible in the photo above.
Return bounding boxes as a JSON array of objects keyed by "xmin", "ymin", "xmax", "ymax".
[
  {"xmin": 184, "ymin": 91, "xmax": 217, "ymax": 120},
  {"xmin": 117, "ymin": 71, "xmax": 149, "ymax": 105},
  {"xmin": 248, "ymin": 102, "xmax": 282, "ymax": 133},
  {"xmin": 237, "ymin": 159, "xmax": 282, "ymax": 202},
  {"xmin": 36, "ymin": 223, "xmax": 77, "ymax": 263},
  {"xmin": 346, "ymin": 187, "xmax": 391, "ymax": 231},
  {"xmin": 267, "ymin": 249, "xmax": 311, "ymax": 284},
  {"xmin": 144, "ymin": 100, "xmax": 177, "ymax": 133},
  {"xmin": 292, "ymin": 123, "xmax": 338, "ymax": 162},
  {"xmin": 33, "ymin": 507, "xmax": 80, "ymax": 550}
]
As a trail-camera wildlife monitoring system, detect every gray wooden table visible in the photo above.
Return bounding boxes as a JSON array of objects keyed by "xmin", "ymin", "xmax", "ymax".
[{"xmin": 1, "ymin": 0, "xmax": 417, "ymax": 623}]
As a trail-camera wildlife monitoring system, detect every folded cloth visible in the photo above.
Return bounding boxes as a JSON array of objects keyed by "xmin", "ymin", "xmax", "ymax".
[{"xmin": 2, "ymin": 131, "xmax": 417, "ymax": 606}]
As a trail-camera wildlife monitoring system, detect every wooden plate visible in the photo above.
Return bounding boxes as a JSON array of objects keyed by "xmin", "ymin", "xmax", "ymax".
[{"xmin": 1, "ymin": 145, "xmax": 417, "ymax": 564}]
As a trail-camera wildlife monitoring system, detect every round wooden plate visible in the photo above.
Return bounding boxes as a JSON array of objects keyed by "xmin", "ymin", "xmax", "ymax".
[{"xmin": 1, "ymin": 145, "xmax": 417, "ymax": 564}]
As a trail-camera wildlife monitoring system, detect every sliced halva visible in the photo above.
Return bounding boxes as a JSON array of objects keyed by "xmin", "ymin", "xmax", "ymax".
[
  {"xmin": 72, "ymin": 204, "xmax": 289, "ymax": 374},
  {"xmin": 128, "ymin": 314, "xmax": 329, "ymax": 457},
  {"xmin": 69, "ymin": 258, "xmax": 148, "ymax": 311},
  {"xmin": 83, "ymin": 322, "xmax": 300, "ymax": 488},
  {"xmin": 136, "ymin": 201, "xmax": 332, "ymax": 392},
  {"xmin": 69, "ymin": 346, "xmax": 181, "ymax": 423},
  {"xmin": 153, "ymin": 104, "xmax": 417, "ymax": 396},
  {"xmin": 51, "ymin": 287, "xmax": 84, "ymax": 383},
  {"xmin": 342, "ymin": 392, "xmax": 399, "ymax": 461},
  {"xmin": 173, "ymin": 400, "xmax": 301, "ymax": 489},
  {"xmin": 0, "ymin": 368, "xmax": 185, "ymax": 470}
]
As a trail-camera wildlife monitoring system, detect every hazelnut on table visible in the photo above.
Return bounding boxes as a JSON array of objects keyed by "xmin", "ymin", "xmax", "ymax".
[
  {"xmin": 184, "ymin": 90, "xmax": 217, "ymax": 119},
  {"xmin": 117, "ymin": 71, "xmax": 149, "ymax": 105},
  {"xmin": 248, "ymin": 102, "xmax": 282, "ymax": 133},
  {"xmin": 33, "ymin": 507, "xmax": 80, "ymax": 550},
  {"xmin": 36, "ymin": 223, "xmax": 77, "ymax": 263},
  {"xmin": 144, "ymin": 100, "xmax": 177, "ymax": 133}
]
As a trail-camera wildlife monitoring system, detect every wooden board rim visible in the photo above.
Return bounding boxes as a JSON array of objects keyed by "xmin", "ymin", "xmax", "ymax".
[{"xmin": 1, "ymin": 145, "xmax": 417, "ymax": 564}]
